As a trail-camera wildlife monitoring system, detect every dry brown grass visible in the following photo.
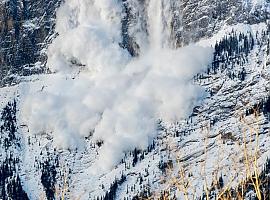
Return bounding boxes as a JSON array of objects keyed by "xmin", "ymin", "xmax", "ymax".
[{"xmin": 145, "ymin": 109, "xmax": 266, "ymax": 200}]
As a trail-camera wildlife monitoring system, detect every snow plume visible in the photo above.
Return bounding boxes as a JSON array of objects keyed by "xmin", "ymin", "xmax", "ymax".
[{"xmin": 21, "ymin": 0, "xmax": 213, "ymax": 170}]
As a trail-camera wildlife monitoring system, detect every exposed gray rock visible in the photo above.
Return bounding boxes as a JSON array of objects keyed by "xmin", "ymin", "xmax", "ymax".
[{"xmin": 0, "ymin": 0, "xmax": 62, "ymax": 86}]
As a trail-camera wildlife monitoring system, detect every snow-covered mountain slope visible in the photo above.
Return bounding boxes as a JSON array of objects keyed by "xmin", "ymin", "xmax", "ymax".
[{"xmin": 0, "ymin": 0, "xmax": 269, "ymax": 200}]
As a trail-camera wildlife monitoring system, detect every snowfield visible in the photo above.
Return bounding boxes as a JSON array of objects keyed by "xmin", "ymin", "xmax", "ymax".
[{"xmin": 0, "ymin": 0, "xmax": 269, "ymax": 199}]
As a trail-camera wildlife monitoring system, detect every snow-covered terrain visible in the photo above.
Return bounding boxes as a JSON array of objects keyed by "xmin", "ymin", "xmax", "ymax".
[{"xmin": 0, "ymin": 0, "xmax": 269, "ymax": 199}]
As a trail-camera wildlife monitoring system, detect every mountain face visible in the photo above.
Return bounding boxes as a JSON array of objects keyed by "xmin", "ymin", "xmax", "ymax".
[
  {"xmin": 121, "ymin": 0, "xmax": 269, "ymax": 52},
  {"xmin": 0, "ymin": 0, "xmax": 269, "ymax": 200},
  {"xmin": 0, "ymin": 0, "xmax": 268, "ymax": 82},
  {"xmin": 0, "ymin": 0, "xmax": 61, "ymax": 86}
]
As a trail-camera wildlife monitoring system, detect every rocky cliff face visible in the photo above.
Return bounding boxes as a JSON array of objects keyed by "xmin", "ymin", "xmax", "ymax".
[
  {"xmin": 0, "ymin": 0, "xmax": 269, "ymax": 200},
  {"xmin": 0, "ymin": 0, "xmax": 269, "ymax": 86},
  {"xmin": 0, "ymin": 0, "xmax": 61, "ymax": 86},
  {"xmin": 122, "ymin": 0, "xmax": 269, "ymax": 54}
]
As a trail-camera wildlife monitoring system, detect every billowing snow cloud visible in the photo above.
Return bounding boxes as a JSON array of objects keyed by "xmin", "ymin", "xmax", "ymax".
[{"xmin": 20, "ymin": 0, "xmax": 213, "ymax": 170}]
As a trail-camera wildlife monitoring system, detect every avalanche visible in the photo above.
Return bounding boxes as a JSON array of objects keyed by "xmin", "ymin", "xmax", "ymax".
[{"xmin": 19, "ymin": 0, "xmax": 213, "ymax": 170}]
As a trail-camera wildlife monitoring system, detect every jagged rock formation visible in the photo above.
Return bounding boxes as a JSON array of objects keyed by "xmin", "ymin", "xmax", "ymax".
[
  {"xmin": 0, "ymin": 0, "xmax": 61, "ymax": 86},
  {"xmin": 121, "ymin": 0, "xmax": 269, "ymax": 54}
]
